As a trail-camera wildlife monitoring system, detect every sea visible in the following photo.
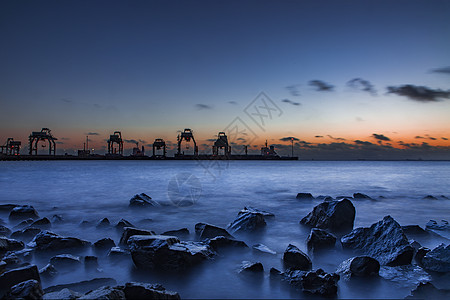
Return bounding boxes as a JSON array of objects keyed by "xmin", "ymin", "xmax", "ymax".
[{"xmin": 0, "ymin": 160, "xmax": 449, "ymax": 299}]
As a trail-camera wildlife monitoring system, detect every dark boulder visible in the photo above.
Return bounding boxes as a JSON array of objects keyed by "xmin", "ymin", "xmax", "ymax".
[
  {"xmin": 296, "ymin": 193, "xmax": 314, "ymax": 200},
  {"xmin": 423, "ymin": 195, "xmax": 438, "ymax": 200},
  {"xmin": 0, "ymin": 225, "xmax": 11, "ymax": 237},
  {"xmin": 405, "ymin": 282, "xmax": 450, "ymax": 300},
  {"xmin": 0, "ymin": 236, "xmax": 24, "ymax": 253},
  {"xmin": 415, "ymin": 247, "xmax": 431, "ymax": 265},
  {"xmin": 115, "ymin": 218, "xmax": 134, "ymax": 229},
  {"xmin": 336, "ymin": 256, "xmax": 380, "ymax": 278},
  {"xmin": 107, "ymin": 246, "xmax": 130, "ymax": 259},
  {"xmin": 50, "ymin": 254, "xmax": 82, "ymax": 271},
  {"xmin": 353, "ymin": 193, "xmax": 372, "ymax": 200},
  {"xmin": 122, "ymin": 282, "xmax": 180, "ymax": 300},
  {"xmin": 227, "ymin": 212, "xmax": 266, "ymax": 233},
  {"xmin": 240, "ymin": 206, "xmax": 274, "ymax": 217},
  {"xmin": 239, "ymin": 261, "xmax": 264, "ymax": 273},
  {"xmin": 9, "ymin": 205, "xmax": 39, "ymax": 221},
  {"xmin": 162, "ymin": 228, "xmax": 190, "ymax": 239},
  {"xmin": 0, "ymin": 204, "xmax": 18, "ymax": 213},
  {"xmin": 44, "ymin": 278, "xmax": 117, "ymax": 294},
  {"xmin": 300, "ymin": 269, "xmax": 340, "ymax": 296},
  {"xmin": 283, "ymin": 244, "xmax": 312, "ymax": 271},
  {"xmin": 341, "ymin": 215, "xmax": 414, "ymax": 266},
  {"xmin": 79, "ymin": 285, "xmax": 125, "ymax": 299},
  {"xmin": 269, "ymin": 267, "xmax": 284, "ymax": 278},
  {"xmin": 31, "ymin": 217, "xmax": 51, "ymax": 229},
  {"xmin": 13, "ymin": 219, "xmax": 35, "ymax": 230},
  {"xmin": 208, "ymin": 236, "xmax": 248, "ymax": 251},
  {"xmin": 51, "ymin": 214, "xmax": 64, "ymax": 224},
  {"xmin": 129, "ymin": 193, "xmax": 160, "ymax": 207},
  {"xmin": 252, "ymin": 243, "xmax": 276, "ymax": 255},
  {"xmin": 195, "ymin": 222, "xmax": 234, "ymax": 240},
  {"xmin": 306, "ymin": 228, "xmax": 336, "ymax": 251},
  {"xmin": 0, "ymin": 265, "xmax": 40, "ymax": 297},
  {"xmin": 10, "ymin": 227, "xmax": 42, "ymax": 242},
  {"xmin": 119, "ymin": 227, "xmax": 155, "ymax": 245},
  {"xmin": 5, "ymin": 279, "xmax": 43, "ymax": 299},
  {"xmin": 31, "ymin": 230, "xmax": 90, "ymax": 251},
  {"xmin": 96, "ymin": 218, "xmax": 110, "ymax": 228},
  {"xmin": 94, "ymin": 238, "xmax": 116, "ymax": 250},
  {"xmin": 39, "ymin": 264, "xmax": 58, "ymax": 279},
  {"xmin": 422, "ymin": 243, "xmax": 450, "ymax": 272},
  {"xmin": 300, "ymin": 198, "xmax": 355, "ymax": 232},
  {"xmin": 42, "ymin": 288, "xmax": 82, "ymax": 299},
  {"xmin": 379, "ymin": 265, "xmax": 431, "ymax": 287},
  {"xmin": 129, "ymin": 235, "xmax": 214, "ymax": 271}
]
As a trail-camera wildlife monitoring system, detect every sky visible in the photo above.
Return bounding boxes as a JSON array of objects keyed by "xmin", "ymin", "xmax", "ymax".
[{"xmin": 1, "ymin": 0, "xmax": 450, "ymax": 159}]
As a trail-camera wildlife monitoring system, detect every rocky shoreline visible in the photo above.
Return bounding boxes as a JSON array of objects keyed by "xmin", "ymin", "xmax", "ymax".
[{"xmin": 1, "ymin": 193, "xmax": 449, "ymax": 299}]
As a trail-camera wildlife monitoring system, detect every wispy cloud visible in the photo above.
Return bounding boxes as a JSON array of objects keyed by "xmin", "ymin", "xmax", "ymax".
[
  {"xmin": 281, "ymin": 99, "xmax": 301, "ymax": 106},
  {"xmin": 372, "ymin": 133, "xmax": 391, "ymax": 141},
  {"xmin": 227, "ymin": 101, "xmax": 238, "ymax": 105},
  {"xmin": 195, "ymin": 104, "xmax": 213, "ymax": 110},
  {"xmin": 280, "ymin": 136, "xmax": 300, "ymax": 142},
  {"xmin": 386, "ymin": 84, "xmax": 450, "ymax": 102},
  {"xmin": 430, "ymin": 66, "xmax": 450, "ymax": 74},
  {"xmin": 86, "ymin": 132, "xmax": 100, "ymax": 136},
  {"xmin": 347, "ymin": 78, "xmax": 377, "ymax": 95},
  {"xmin": 286, "ymin": 84, "xmax": 301, "ymax": 96},
  {"xmin": 327, "ymin": 135, "xmax": 346, "ymax": 141},
  {"xmin": 354, "ymin": 140, "xmax": 374, "ymax": 146},
  {"xmin": 315, "ymin": 135, "xmax": 323, "ymax": 138},
  {"xmin": 309, "ymin": 80, "xmax": 334, "ymax": 92}
]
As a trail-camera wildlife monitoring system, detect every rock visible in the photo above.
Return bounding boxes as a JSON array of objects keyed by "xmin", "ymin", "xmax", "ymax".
[
  {"xmin": 426, "ymin": 219, "xmax": 449, "ymax": 230},
  {"xmin": 31, "ymin": 217, "xmax": 51, "ymax": 229},
  {"xmin": 300, "ymin": 269, "xmax": 340, "ymax": 296},
  {"xmin": 94, "ymin": 238, "xmax": 116, "ymax": 249},
  {"xmin": 283, "ymin": 269, "xmax": 307, "ymax": 287},
  {"xmin": 415, "ymin": 247, "xmax": 430, "ymax": 265},
  {"xmin": 115, "ymin": 219, "xmax": 133, "ymax": 229},
  {"xmin": 239, "ymin": 261, "xmax": 264, "ymax": 273},
  {"xmin": 119, "ymin": 227, "xmax": 155, "ymax": 245},
  {"xmin": 129, "ymin": 235, "xmax": 214, "ymax": 271},
  {"xmin": 51, "ymin": 214, "xmax": 64, "ymax": 224},
  {"xmin": 129, "ymin": 193, "xmax": 160, "ymax": 207},
  {"xmin": 0, "ymin": 265, "xmax": 40, "ymax": 297},
  {"xmin": 300, "ymin": 198, "xmax": 355, "ymax": 232},
  {"xmin": 43, "ymin": 288, "xmax": 82, "ymax": 300},
  {"xmin": 0, "ymin": 204, "xmax": 18, "ymax": 213},
  {"xmin": 0, "ymin": 236, "xmax": 24, "ymax": 253},
  {"xmin": 79, "ymin": 285, "xmax": 125, "ymax": 299},
  {"xmin": 84, "ymin": 256, "xmax": 98, "ymax": 271},
  {"xmin": 208, "ymin": 236, "xmax": 248, "ymax": 251},
  {"xmin": 31, "ymin": 230, "xmax": 90, "ymax": 251},
  {"xmin": 39, "ymin": 264, "xmax": 58, "ymax": 278},
  {"xmin": 107, "ymin": 247, "xmax": 129, "ymax": 259},
  {"xmin": 402, "ymin": 225, "xmax": 429, "ymax": 237},
  {"xmin": 96, "ymin": 218, "xmax": 110, "ymax": 228},
  {"xmin": 341, "ymin": 215, "xmax": 414, "ymax": 266},
  {"xmin": 122, "ymin": 282, "xmax": 180, "ymax": 300},
  {"xmin": 9, "ymin": 205, "xmax": 39, "ymax": 221},
  {"xmin": 306, "ymin": 228, "xmax": 336, "ymax": 251},
  {"xmin": 162, "ymin": 228, "xmax": 190, "ymax": 239},
  {"xmin": 5, "ymin": 279, "xmax": 43, "ymax": 299},
  {"xmin": 379, "ymin": 265, "xmax": 431, "ymax": 287},
  {"xmin": 50, "ymin": 254, "xmax": 82, "ymax": 271},
  {"xmin": 79, "ymin": 220, "xmax": 91, "ymax": 228},
  {"xmin": 227, "ymin": 212, "xmax": 266, "ymax": 233},
  {"xmin": 296, "ymin": 193, "xmax": 314, "ymax": 200},
  {"xmin": 0, "ymin": 261, "xmax": 6, "ymax": 273},
  {"xmin": 405, "ymin": 282, "xmax": 450, "ymax": 300},
  {"xmin": 336, "ymin": 256, "xmax": 380, "ymax": 278},
  {"xmin": 195, "ymin": 223, "xmax": 234, "ymax": 240},
  {"xmin": 269, "ymin": 267, "xmax": 284, "ymax": 278},
  {"xmin": 283, "ymin": 244, "xmax": 312, "ymax": 271},
  {"xmin": 409, "ymin": 240, "xmax": 422, "ymax": 251},
  {"xmin": 423, "ymin": 195, "xmax": 438, "ymax": 200},
  {"xmin": 13, "ymin": 218, "xmax": 35, "ymax": 230},
  {"xmin": 422, "ymin": 243, "xmax": 450, "ymax": 272},
  {"xmin": 240, "ymin": 206, "xmax": 274, "ymax": 217},
  {"xmin": 44, "ymin": 278, "xmax": 117, "ymax": 294},
  {"xmin": 0, "ymin": 225, "xmax": 11, "ymax": 237},
  {"xmin": 252, "ymin": 243, "xmax": 276, "ymax": 255},
  {"xmin": 10, "ymin": 227, "xmax": 42, "ymax": 242},
  {"xmin": 353, "ymin": 193, "xmax": 372, "ymax": 199}
]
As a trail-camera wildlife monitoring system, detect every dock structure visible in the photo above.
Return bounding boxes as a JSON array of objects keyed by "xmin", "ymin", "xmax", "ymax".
[
  {"xmin": 212, "ymin": 132, "xmax": 231, "ymax": 157},
  {"xmin": 28, "ymin": 128, "xmax": 57, "ymax": 155},
  {"xmin": 0, "ymin": 138, "xmax": 21, "ymax": 156},
  {"xmin": 152, "ymin": 138, "xmax": 166, "ymax": 158},
  {"xmin": 176, "ymin": 128, "xmax": 198, "ymax": 156},
  {"xmin": 107, "ymin": 131, "xmax": 123, "ymax": 156}
]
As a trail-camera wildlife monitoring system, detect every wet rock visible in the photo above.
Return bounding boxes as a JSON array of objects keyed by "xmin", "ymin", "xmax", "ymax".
[
  {"xmin": 353, "ymin": 192, "xmax": 372, "ymax": 200},
  {"xmin": 239, "ymin": 261, "xmax": 264, "ymax": 273},
  {"xmin": 96, "ymin": 218, "xmax": 110, "ymax": 229},
  {"xmin": 426, "ymin": 219, "xmax": 449, "ymax": 230},
  {"xmin": 115, "ymin": 219, "xmax": 133, "ymax": 229},
  {"xmin": 50, "ymin": 254, "xmax": 82, "ymax": 271},
  {"xmin": 31, "ymin": 231, "xmax": 90, "ymax": 251},
  {"xmin": 10, "ymin": 227, "xmax": 42, "ymax": 242},
  {"xmin": 0, "ymin": 236, "xmax": 24, "ymax": 252},
  {"xmin": 5, "ymin": 279, "xmax": 43, "ymax": 299},
  {"xmin": 415, "ymin": 247, "xmax": 430, "ymax": 264},
  {"xmin": 240, "ymin": 206, "xmax": 274, "ymax": 217},
  {"xmin": 341, "ymin": 215, "xmax": 414, "ymax": 266},
  {"xmin": 129, "ymin": 235, "xmax": 214, "ymax": 271},
  {"xmin": 296, "ymin": 193, "xmax": 314, "ymax": 200},
  {"xmin": 79, "ymin": 285, "xmax": 125, "ymax": 299},
  {"xmin": 13, "ymin": 218, "xmax": 35, "ymax": 230},
  {"xmin": 107, "ymin": 247, "xmax": 130, "ymax": 259},
  {"xmin": 162, "ymin": 228, "xmax": 190, "ymax": 239},
  {"xmin": 2, "ymin": 252, "xmax": 21, "ymax": 269},
  {"xmin": 195, "ymin": 222, "xmax": 234, "ymax": 240},
  {"xmin": 0, "ymin": 225, "xmax": 11, "ymax": 237},
  {"xmin": 84, "ymin": 256, "xmax": 98, "ymax": 271},
  {"xmin": 336, "ymin": 256, "xmax": 380, "ymax": 278},
  {"xmin": 129, "ymin": 193, "xmax": 160, "ymax": 207},
  {"xmin": 31, "ymin": 217, "xmax": 51, "ymax": 229},
  {"xmin": 283, "ymin": 244, "xmax": 312, "ymax": 271},
  {"xmin": 51, "ymin": 214, "xmax": 63, "ymax": 224},
  {"xmin": 409, "ymin": 240, "xmax": 422, "ymax": 251},
  {"xmin": 402, "ymin": 225, "xmax": 429, "ymax": 236},
  {"xmin": 0, "ymin": 261, "xmax": 6, "ymax": 273},
  {"xmin": 283, "ymin": 269, "xmax": 307, "ymax": 287},
  {"xmin": 227, "ymin": 211, "xmax": 266, "ymax": 233},
  {"xmin": 9, "ymin": 205, "xmax": 39, "ymax": 222},
  {"xmin": 306, "ymin": 228, "xmax": 336, "ymax": 251},
  {"xmin": 208, "ymin": 236, "xmax": 248, "ymax": 251},
  {"xmin": 379, "ymin": 265, "xmax": 431, "ymax": 287},
  {"xmin": 119, "ymin": 227, "xmax": 155, "ymax": 245},
  {"xmin": 422, "ymin": 243, "xmax": 450, "ymax": 272},
  {"xmin": 300, "ymin": 269, "xmax": 340, "ymax": 296},
  {"xmin": 44, "ymin": 278, "xmax": 117, "ymax": 294},
  {"xmin": 252, "ymin": 243, "xmax": 276, "ymax": 255},
  {"xmin": 423, "ymin": 195, "xmax": 438, "ymax": 200},
  {"xmin": 43, "ymin": 288, "xmax": 82, "ymax": 300},
  {"xmin": 300, "ymin": 198, "xmax": 355, "ymax": 232},
  {"xmin": 122, "ymin": 282, "xmax": 180, "ymax": 300},
  {"xmin": 94, "ymin": 238, "xmax": 116, "ymax": 249},
  {"xmin": 0, "ymin": 265, "xmax": 40, "ymax": 297},
  {"xmin": 269, "ymin": 267, "xmax": 284, "ymax": 278},
  {"xmin": 39, "ymin": 264, "xmax": 58, "ymax": 278},
  {"xmin": 405, "ymin": 282, "xmax": 450, "ymax": 300},
  {"xmin": 79, "ymin": 220, "xmax": 91, "ymax": 228},
  {"xmin": 0, "ymin": 204, "xmax": 18, "ymax": 213}
]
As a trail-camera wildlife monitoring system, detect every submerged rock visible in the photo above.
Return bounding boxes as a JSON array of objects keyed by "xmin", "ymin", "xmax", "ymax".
[
  {"xmin": 79, "ymin": 285, "xmax": 125, "ymax": 299},
  {"xmin": 252, "ymin": 243, "xmax": 276, "ymax": 255},
  {"xmin": 283, "ymin": 244, "xmax": 312, "ymax": 271},
  {"xmin": 107, "ymin": 246, "xmax": 130, "ymax": 259},
  {"xmin": 415, "ymin": 247, "xmax": 431, "ymax": 265},
  {"xmin": 306, "ymin": 228, "xmax": 336, "ymax": 251},
  {"xmin": 0, "ymin": 265, "xmax": 40, "ymax": 297},
  {"xmin": 8, "ymin": 205, "xmax": 39, "ymax": 222},
  {"xmin": 405, "ymin": 282, "xmax": 450, "ymax": 300},
  {"xmin": 0, "ymin": 225, "xmax": 11, "ymax": 237},
  {"xmin": 93, "ymin": 238, "xmax": 116, "ymax": 250},
  {"xmin": 208, "ymin": 236, "xmax": 248, "ymax": 251},
  {"xmin": 162, "ymin": 228, "xmax": 190, "ymax": 239},
  {"xmin": 0, "ymin": 204, "xmax": 18, "ymax": 213},
  {"xmin": 341, "ymin": 215, "xmax": 414, "ymax": 266},
  {"xmin": 119, "ymin": 227, "xmax": 155, "ymax": 245},
  {"xmin": 296, "ymin": 193, "xmax": 314, "ymax": 200},
  {"xmin": 122, "ymin": 282, "xmax": 180, "ymax": 300},
  {"xmin": 379, "ymin": 265, "xmax": 431, "ymax": 288},
  {"xmin": 44, "ymin": 278, "xmax": 117, "ymax": 294},
  {"xmin": 240, "ymin": 206, "xmax": 274, "ymax": 217},
  {"xmin": 31, "ymin": 217, "xmax": 51, "ymax": 229},
  {"xmin": 227, "ymin": 211, "xmax": 266, "ymax": 233},
  {"xmin": 336, "ymin": 256, "xmax": 380, "ymax": 278},
  {"xmin": 353, "ymin": 193, "xmax": 372, "ymax": 200},
  {"xmin": 51, "ymin": 214, "xmax": 64, "ymax": 224},
  {"xmin": 5, "ymin": 279, "xmax": 43, "ymax": 299},
  {"xmin": 50, "ymin": 254, "xmax": 82, "ymax": 272},
  {"xmin": 423, "ymin": 195, "xmax": 438, "ymax": 200},
  {"xmin": 0, "ymin": 236, "xmax": 24, "ymax": 252},
  {"xmin": 30, "ymin": 230, "xmax": 90, "ymax": 251},
  {"xmin": 129, "ymin": 193, "xmax": 160, "ymax": 207},
  {"xmin": 39, "ymin": 264, "xmax": 58, "ymax": 279},
  {"xmin": 422, "ymin": 243, "xmax": 450, "ymax": 273},
  {"xmin": 195, "ymin": 223, "xmax": 234, "ymax": 240},
  {"xmin": 300, "ymin": 269, "xmax": 340, "ymax": 296},
  {"xmin": 43, "ymin": 288, "xmax": 82, "ymax": 300},
  {"xmin": 84, "ymin": 256, "xmax": 99, "ymax": 271},
  {"xmin": 115, "ymin": 218, "xmax": 134, "ymax": 229},
  {"xmin": 95, "ymin": 218, "xmax": 110, "ymax": 228},
  {"xmin": 239, "ymin": 261, "xmax": 264, "ymax": 273},
  {"xmin": 300, "ymin": 198, "xmax": 355, "ymax": 232},
  {"xmin": 10, "ymin": 227, "xmax": 42, "ymax": 242}
]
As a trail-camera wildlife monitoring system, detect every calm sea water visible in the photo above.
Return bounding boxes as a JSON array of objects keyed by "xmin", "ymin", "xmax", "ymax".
[{"xmin": 0, "ymin": 160, "xmax": 449, "ymax": 298}]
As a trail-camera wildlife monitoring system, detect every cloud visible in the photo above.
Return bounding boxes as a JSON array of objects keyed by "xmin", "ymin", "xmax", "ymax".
[
  {"xmin": 386, "ymin": 84, "xmax": 450, "ymax": 102},
  {"xmin": 206, "ymin": 138, "xmax": 216, "ymax": 142},
  {"xmin": 372, "ymin": 133, "xmax": 391, "ymax": 141},
  {"xmin": 286, "ymin": 84, "xmax": 301, "ymax": 96},
  {"xmin": 280, "ymin": 137, "xmax": 300, "ymax": 142},
  {"xmin": 309, "ymin": 80, "xmax": 334, "ymax": 92},
  {"xmin": 281, "ymin": 99, "xmax": 301, "ymax": 106},
  {"xmin": 354, "ymin": 140, "xmax": 374, "ymax": 146},
  {"xmin": 442, "ymin": 137, "xmax": 448, "ymax": 141},
  {"xmin": 425, "ymin": 134, "xmax": 437, "ymax": 141},
  {"xmin": 415, "ymin": 136, "xmax": 424, "ymax": 139},
  {"xmin": 355, "ymin": 117, "xmax": 364, "ymax": 122},
  {"xmin": 315, "ymin": 135, "xmax": 324, "ymax": 138},
  {"xmin": 60, "ymin": 98, "xmax": 73, "ymax": 103},
  {"xmin": 86, "ymin": 132, "xmax": 100, "ymax": 136},
  {"xmin": 124, "ymin": 139, "xmax": 146, "ymax": 144},
  {"xmin": 60, "ymin": 137, "xmax": 70, "ymax": 140},
  {"xmin": 228, "ymin": 101, "xmax": 238, "ymax": 105},
  {"xmin": 430, "ymin": 66, "xmax": 450, "ymax": 74},
  {"xmin": 327, "ymin": 135, "xmax": 346, "ymax": 141},
  {"xmin": 347, "ymin": 78, "xmax": 377, "ymax": 95},
  {"xmin": 195, "ymin": 104, "xmax": 213, "ymax": 110}
]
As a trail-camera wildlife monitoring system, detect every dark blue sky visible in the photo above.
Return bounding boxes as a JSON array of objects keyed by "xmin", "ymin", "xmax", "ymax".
[{"xmin": 1, "ymin": 0, "xmax": 449, "ymax": 158}]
